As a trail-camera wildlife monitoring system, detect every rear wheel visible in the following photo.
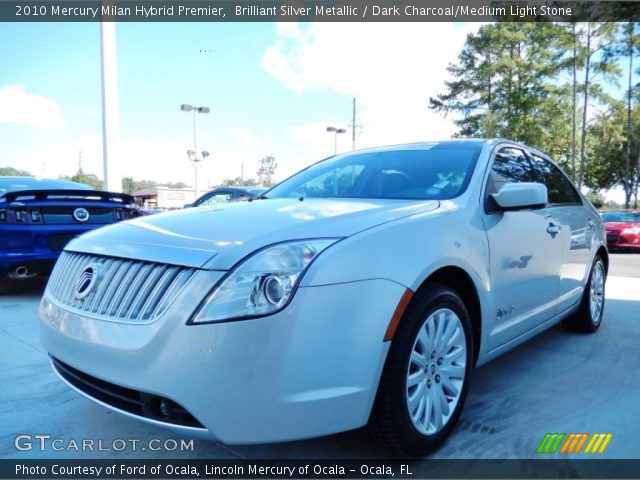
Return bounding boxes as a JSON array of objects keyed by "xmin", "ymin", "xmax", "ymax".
[
  {"xmin": 562, "ymin": 255, "xmax": 606, "ymax": 333},
  {"xmin": 370, "ymin": 283, "xmax": 473, "ymax": 456}
]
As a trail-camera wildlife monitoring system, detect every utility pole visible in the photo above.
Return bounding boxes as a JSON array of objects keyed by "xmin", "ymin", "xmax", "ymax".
[{"xmin": 349, "ymin": 97, "xmax": 362, "ymax": 151}]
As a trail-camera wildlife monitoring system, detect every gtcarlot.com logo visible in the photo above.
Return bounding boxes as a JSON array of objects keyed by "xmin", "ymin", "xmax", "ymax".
[
  {"xmin": 537, "ymin": 433, "xmax": 613, "ymax": 454},
  {"xmin": 14, "ymin": 434, "xmax": 195, "ymax": 452}
]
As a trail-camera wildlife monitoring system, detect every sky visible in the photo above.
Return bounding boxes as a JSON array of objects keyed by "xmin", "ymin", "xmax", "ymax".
[
  {"xmin": 0, "ymin": 21, "xmax": 480, "ymax": 191},
  {"xmin": 0, "ymin": 21, "xmax": 631, "ymax": 203}
]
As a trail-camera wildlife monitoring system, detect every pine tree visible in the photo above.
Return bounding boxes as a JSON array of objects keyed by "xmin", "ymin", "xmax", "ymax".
[
  {"xmin": 621, "ymin": 22, "xmax": 640, "ymax": 207},
  {"xmin": 430, "ymin": 23, "xmax": 572, "ymax": 159},
  {"xmin": 576, "ymin": 22, "xmax": 620, "ymax": 188}
]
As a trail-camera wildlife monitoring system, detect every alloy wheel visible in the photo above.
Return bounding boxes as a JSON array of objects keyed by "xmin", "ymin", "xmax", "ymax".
[
  {"xmin": 590, "ymin": 261, "xmax": 605, "ymax": 324},
  {"xmin": 405, "ymin": 308, "xmax": 467, "ymax": 435}
]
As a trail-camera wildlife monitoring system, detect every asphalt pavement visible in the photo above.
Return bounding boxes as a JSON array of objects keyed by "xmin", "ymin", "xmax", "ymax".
[
  {"xmin": 0, "ymin": 254, "xmax": 638, "ymax": 460},
  {"xmin": 608, "ymin": 252, "xmax": 640, "ymax": 278}
]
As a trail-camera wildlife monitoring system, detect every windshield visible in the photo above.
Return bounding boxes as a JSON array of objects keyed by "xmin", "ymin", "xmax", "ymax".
[
  {"xmin": 265, "ymin": 143, "xmax": 483, "ymax": 201},
  {"xmin": 196, "ymin": 192, "xmax": 234, "ymax": 206},
  {"xmin": 601, "ymin": 211, "xmax": 640, "ymax": 223}
]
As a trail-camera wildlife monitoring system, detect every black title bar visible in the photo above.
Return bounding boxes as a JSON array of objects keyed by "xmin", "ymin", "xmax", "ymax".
[
  {"xmin": 2, "ymin": 459, "xmax": 640, "ymax": 479},
  {"xmin": 2, "ymin": 0, "xmax": 640, "ymax": 22}
]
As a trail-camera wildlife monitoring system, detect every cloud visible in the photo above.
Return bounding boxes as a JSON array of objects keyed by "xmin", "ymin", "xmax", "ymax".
[
  {"xmin": 0, "ymin": 84, "xmax": 65, "ymax": 128},
  {"xmin": 225, "ymin": 127, "xmax": 263, "ymax": 148},
  {"xmin": 263, "ymin": 22, "xmax": 481, "ymax": 148}
]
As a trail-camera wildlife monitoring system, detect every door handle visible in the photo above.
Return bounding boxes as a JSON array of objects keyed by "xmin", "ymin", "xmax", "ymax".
[
  {"xmin": 587, "ymin": 219, "xmax": 595, "ymax": 229},
  {"xmin": 547, "ymin": 223, "xmax": 561, "ymax": 235}
]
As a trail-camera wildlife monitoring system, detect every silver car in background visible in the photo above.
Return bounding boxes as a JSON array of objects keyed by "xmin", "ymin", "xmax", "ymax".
[{"xmin": 40, "ymin": 139, "xmax": 607, "ymax": 456}]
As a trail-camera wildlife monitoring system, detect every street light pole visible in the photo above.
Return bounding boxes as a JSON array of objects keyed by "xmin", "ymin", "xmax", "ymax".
[
  {"xmin": 326, "ymin": 126, "xmax": 347, "ymax": 155},
  {"xmin": 192, "ymin": 109, "xmax": 198, "ymax": 166},
  {"xmin": 181, "ymin": 104, "xmax": 210, "ymax": 198},
  {"xmin": 187, "ymin": 150, "xmax": 210, "ymax": 201}
]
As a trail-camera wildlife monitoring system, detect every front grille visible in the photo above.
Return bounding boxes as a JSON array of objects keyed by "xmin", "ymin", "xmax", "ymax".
[
  {"xmin": 51, "ymin": 356, "xmax": 205, "ymax": 429},
  {"xmin": 47, "ymin": 251, "xmax": 196, "ymax": 323}
]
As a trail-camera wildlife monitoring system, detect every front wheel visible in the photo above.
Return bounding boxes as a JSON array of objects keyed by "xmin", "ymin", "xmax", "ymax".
[
  {"xmin": 369, "ymin": 283, "xmax": 473, "ymax": 456},
  {"xmin": 562, "ymin": 255, "xmax": 606, "ymax": 333}
]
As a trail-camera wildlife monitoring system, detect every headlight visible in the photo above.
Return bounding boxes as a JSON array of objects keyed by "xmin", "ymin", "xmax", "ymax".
[
  {"xmin": 191, "ymin": 239, "xmax": 339, "ymax": 324},
  {"xmin": 622, "ymin": 227, "xmax": 640, "ymax": 235}
]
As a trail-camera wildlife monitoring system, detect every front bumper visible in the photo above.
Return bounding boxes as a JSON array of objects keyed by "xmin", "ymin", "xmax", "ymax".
[
  {"xmin": 40, "ymin": 272, "xmax": 404, "ymax": 444},
  {"xmin": 606, "ymin": 236, "xmax": 640, "ymax": 250}
]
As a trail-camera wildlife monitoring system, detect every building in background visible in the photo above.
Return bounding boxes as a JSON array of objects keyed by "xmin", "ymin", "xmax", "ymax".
[{"xmin": 132, "ymin": 186, "xmax": 196, "ymax": 209}]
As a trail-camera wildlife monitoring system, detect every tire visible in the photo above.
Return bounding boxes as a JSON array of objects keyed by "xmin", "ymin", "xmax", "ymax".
[
  {"xmin": 369, "ymin": 283, "xmax": 473, "ymax": 456},
  {"xmin": 562, "ymin": 255, "xmax": 606, "ymax": 333}
]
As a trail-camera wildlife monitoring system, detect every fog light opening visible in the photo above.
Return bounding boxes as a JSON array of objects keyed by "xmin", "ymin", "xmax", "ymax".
[{"xmin": 159, "ymin": 399, "xmax": 171, "ymax": 419}]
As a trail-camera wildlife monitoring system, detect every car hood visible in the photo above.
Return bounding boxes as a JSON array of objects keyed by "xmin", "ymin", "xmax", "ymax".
[{"xmin": 66, "ymin": 198, "xmax": 440, "ymax": 269}]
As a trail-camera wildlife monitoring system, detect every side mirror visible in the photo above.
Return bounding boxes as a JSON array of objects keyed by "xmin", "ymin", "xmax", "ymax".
[{"xmin": 491, "ymin": 182, "xmax": 547, "ymax": 211}]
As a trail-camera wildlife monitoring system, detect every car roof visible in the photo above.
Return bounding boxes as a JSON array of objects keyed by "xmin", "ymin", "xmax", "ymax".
[
  {"xmin": 0, "ymin": 176, "xmax": 93, "ymax": 194},
  {"xmin": 208, "ymin": 186, "xmax": 266, "ymax": 193},
  {"xmin": 352, "ymin": 139, "xmax": 487, "ymax": 153},
  {"xmin": 335, "ymin": 139, "xmax": 552, "ymax": 159}
]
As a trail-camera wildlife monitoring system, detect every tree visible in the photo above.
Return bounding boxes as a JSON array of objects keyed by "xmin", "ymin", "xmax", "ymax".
[
  {"xmin": 220, "ymin": 177, "xmax": 258, "ymax": 187},
  {"xmin": 576, "ymin": 22, "xmax": 620, "ymax": 188},
  {"xmin": 0, "ymin": 166, "xmax": 32, "ymax": 176},
  {"xmin": 165, "ymin": 181, "xmax": 189, "ymax": 189},
  {"xmin": 583, "ymin": 90, "xmax": 640, "ymax": 202},
  {"xmin": 61, "ymin": 168, "xmax": 103, "ymax": 189},
  {"xmin": 583, "ymin": 101, "xmax": 626, "ymax": 190},
  {"xmin": 571, "ymin": 23, "xmax": 580, "ymax": 181},
  {"xmin": 557, "ymin": 22, "xmax": 588, "ymax": 181},
  {"xmin": 431, "ymin": 21, "xmax": 631, "ymax": 190},
  {"xmin": 122, "ymin": 178, "xmax": 157, "ymax": 194},
  {"xmin": 620, "ymin": 22, "xmax": 640, "ymax": 207},
  {"xmin": 430, "ymin": 23, "xmax": 573, "ymax": 159},
  {"xmin": 257, "ymin": 156, "xmax": 277, "ymax": 186},
  {"xmin": 122, "ymin": 177, "xmax": 135, "ymax": 194},
  {"xmin": 586, "ymin": 190, "xmax": 606, "ymax": 208},
  {"xmin": 430, "ymin": 24, "xmax": 500, "ymax": 137}
]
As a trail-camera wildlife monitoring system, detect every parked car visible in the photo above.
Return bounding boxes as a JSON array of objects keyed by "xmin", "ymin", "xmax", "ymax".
[
  {"xmin": 601, "ymin": 209, "xmax": 640, "ymax": 251},
  {"xmin": 40, "ymin": 140, "xmax": 607, "ymax": 456},
  {"xmin": 0, "ymin": 177, "xmax": 139, "ymax": 279},
  {"xmin": 139, "ymin": 207, "xmax": 169, "ymax": 216},
  {"xmin": 185, "ymin": 186, "xmax": 267, "ymax": 208}
]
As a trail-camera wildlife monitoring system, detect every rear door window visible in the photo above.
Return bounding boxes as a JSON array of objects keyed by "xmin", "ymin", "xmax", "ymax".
[{"xmin": 529, "ymin": 154, "xmax": 581, "ymax": 205}]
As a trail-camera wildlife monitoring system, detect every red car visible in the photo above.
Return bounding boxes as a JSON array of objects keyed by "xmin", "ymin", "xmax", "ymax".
[{"xmin": 601, "ymin": 210, "xmax": 640, "ymax": 251}]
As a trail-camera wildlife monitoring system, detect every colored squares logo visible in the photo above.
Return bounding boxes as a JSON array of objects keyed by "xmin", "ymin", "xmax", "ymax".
[
  {"xmin": 583, "ymin": 433, "xmax": 614, "ymax": 454},
  {"xmin": 537, "ymin": 433, "xmax": 613, "ymax": 454}
]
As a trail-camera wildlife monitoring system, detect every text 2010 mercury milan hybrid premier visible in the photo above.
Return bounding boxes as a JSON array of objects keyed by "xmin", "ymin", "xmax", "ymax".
[{"xmin": 40, "ymin": 139, "xmax": 607, "ymax": 456}]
